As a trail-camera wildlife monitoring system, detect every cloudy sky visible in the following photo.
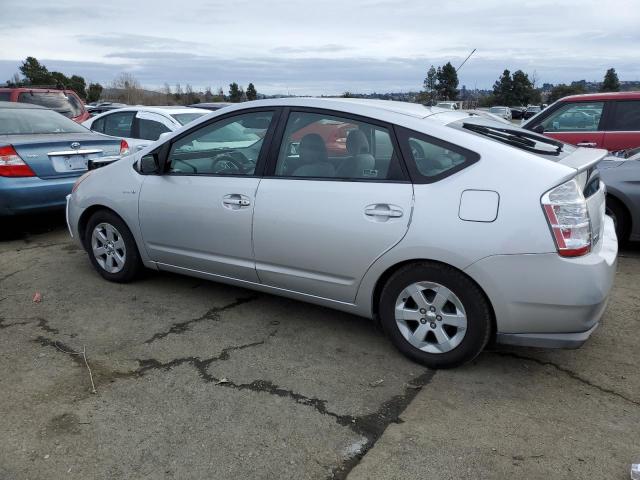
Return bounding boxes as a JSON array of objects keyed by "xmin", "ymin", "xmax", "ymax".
[{"xmin": 1, "ymin": 0, "xmax": 639, "ymax": 95}]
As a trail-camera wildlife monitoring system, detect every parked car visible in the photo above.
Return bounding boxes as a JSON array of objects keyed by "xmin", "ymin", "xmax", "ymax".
[
  {"xmin": 82, "ymin": 106, "xmax": 206, "ymax": 151},
  {"xmin": 190, "ymin": 102, "xmax": 232, "ymax": 111},
  {"xmin": 522, "ymin": 105, "xmax": 542, "ymax": 120},
  {"xmin": 489, "ymin": 106, "xmax": 513, "ymax": 121},
  {"xmin": 464, "ymin": 109, "xmax": 512, "ymax": 125},
  {"xmin": 510, "ymin": 106, "xmax": 526, "ymax": 120},
  {"xmin": 0, "ymin": 102, "xmax": 128, "ymax": 216},
  {"xmin": 435, "ymin": 101, "xmax": 459, "ymax": 110},
  {"xmin": 522, "ymin": 92, "xmax": 640, "ymax": 150},
  {"xmin": 66, "ymin": 98, "xmax": 617, "ymax": 368},
  {"xmin": 599, "ymin": 147, "xmax": 640, "ymax": 243},
  {"xmin": 87, "ymin": 102, "xmax": 128, "ymax": 116},
  {"xmin": 0, "ymin": 87, "xmax": 90, "ymax": 123}
]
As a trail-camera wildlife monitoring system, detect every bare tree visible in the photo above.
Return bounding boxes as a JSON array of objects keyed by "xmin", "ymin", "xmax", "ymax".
[{"xmin": 110, "ymin": 72, "xmax": 143, "ymax": 104}]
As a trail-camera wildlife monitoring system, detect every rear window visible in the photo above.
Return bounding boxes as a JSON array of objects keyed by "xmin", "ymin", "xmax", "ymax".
[
  {"xmin": 0, "ymin": 108, "xmax": 87, "ymax": 135},
  {"xmin": 17, "ymin": 91, "xmax": 83, "ymax": 118},
  {"xmin": 171, "ymin": 112, "xmax": 205, "ymax": 126},
  {"xmin": 0, "ymin": 92, "xmax": 11, "ymax": 101},
  {"xmin": 450, "ymin": 117, "xmax": 577, "ymax": 160}
]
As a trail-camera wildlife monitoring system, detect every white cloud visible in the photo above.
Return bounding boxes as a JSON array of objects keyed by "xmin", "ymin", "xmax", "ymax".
[{"xmin": 0, "ymin": 0, "xmax": 638, "ymax": 94}]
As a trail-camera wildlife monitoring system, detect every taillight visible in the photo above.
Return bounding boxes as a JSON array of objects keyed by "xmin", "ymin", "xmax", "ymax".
[
  {"xmin": 541, "ymin": 178, "xmax": 591, "ymax": 257},
  {"xmin": 0, "ymin": 145, "xmax": 35, "ymax": 177},
  {"xmin": 119, "ymin": 139, "xmax": 130, "ymax": 156}
]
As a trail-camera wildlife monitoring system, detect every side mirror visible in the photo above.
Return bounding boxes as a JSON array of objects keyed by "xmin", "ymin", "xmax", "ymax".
[
  {"xmin": 159, "ymin": 132, "xmax": 172, "ymax": 141},
  {"xmin": 139, "ymin": 154, "xmax": 160, "ymax": 174},
  {"xmin": 531, "ymin": 124, "xmax": 544, "ymax": 134}
]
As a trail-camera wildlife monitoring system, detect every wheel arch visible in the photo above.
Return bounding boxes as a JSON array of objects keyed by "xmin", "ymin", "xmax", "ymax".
[
  {"xmin": 370, "ymin": 258, "xmax": 497, "ymax": 342},
  {"xmin": 606, "ymin": 192, "xmax": 632, "ymax": 242}
]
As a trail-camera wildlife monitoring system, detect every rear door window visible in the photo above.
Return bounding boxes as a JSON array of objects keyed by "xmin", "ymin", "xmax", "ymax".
[
  {"xmin": 137, "ymin": 118, "xmax": 171, "ymax": 140},
  {"xmin": 102, "ymin": 112, "xmax": 135, "ymax": 137},
  {"xmin": 539, "ymin": 102, "xmax": 604, "ymax": 132},
  {"xmin": 609, "ymin": 100, "xmax": 640, "ymax": 131},
  {"xmin": 91, "ymin": 116, "xmax": 105, "ymax": 133},
  {"xmin": 17, "ymin": 91, "xmax": 82, "ymax": 118}
]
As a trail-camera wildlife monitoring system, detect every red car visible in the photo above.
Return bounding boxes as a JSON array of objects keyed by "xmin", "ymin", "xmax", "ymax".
[
  {"xmin": 522, "ymin": 91, "xmax": 640, "ymax": 151},
  {"xmin": 0, "ymin": 87, "xmax": 90, "ymax": 123},
  {"xmin": 291, "ymin": 119, "xmax": 357, "ymax": 156}
]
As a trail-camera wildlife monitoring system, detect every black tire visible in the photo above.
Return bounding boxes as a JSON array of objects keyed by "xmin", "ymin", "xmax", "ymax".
[
  {"xmin": 379, "ymin": 262, "xmax": 492, "ymax": 369},
  {"xmin": 606, "ymin": 196, "xmax": 630, "ymax": 244},
  {"xmin": 85, "ymin": 210, "xmax": 142, "ymax": 283}
]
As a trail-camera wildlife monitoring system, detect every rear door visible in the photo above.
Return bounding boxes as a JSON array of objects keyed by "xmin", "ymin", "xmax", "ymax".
[
  {"xmin": 534, "ymin": 101, "xmax": 606, "ymax": 148},
  {"xmin": 602, "ymin": 99, "xmax": 640, "ymax": 150},
  {"xmin": 252, "ymin": 109, "xmax": 413, "ymax": 303},
  {"xmin": 138, "ymin": 109, "xmax": 278, "ymax": 282}
]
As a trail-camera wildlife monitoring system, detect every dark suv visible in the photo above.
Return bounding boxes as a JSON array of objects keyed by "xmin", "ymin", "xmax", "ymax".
[{"xmin": 0, "ymin": 87, "xmax": 89, "ymax": 123}]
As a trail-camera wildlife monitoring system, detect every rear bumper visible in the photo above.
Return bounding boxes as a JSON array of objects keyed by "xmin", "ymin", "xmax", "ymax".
[
  {"xmin": 0, "ymin": 175, "xmax": 77, "ymax": 216},
  {"xmin": 465, "ymin": 215, "xmax": 618, "ymax": 348}
]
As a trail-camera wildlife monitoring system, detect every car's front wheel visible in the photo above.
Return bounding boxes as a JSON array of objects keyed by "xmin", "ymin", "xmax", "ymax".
[
  {"xmin": 85, "ymin": 210, "xmax": 142, "ymax": 282},
  {"xmin": 379, "ymin": 262, "xmax": 492, "ymax": 369}
]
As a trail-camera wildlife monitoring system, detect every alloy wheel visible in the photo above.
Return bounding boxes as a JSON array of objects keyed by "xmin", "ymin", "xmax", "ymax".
[{"xmin": 91, "ymin": 222, "xmax": 127, "ymax": 274}]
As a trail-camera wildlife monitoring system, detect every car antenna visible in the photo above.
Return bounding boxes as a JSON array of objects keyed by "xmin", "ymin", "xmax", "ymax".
[{"xmin": 456, "ymin": 49, "xmax": 477, "ymax": 73}]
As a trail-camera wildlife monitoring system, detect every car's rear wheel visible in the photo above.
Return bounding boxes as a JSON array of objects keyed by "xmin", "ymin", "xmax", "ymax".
[
  {"xmin": 379, "ymin": 262, "xmax": 492, "ymax": 369},
  {"xmin": 85, "ymin": 210, "xmax": 141, "ymax": 282}
]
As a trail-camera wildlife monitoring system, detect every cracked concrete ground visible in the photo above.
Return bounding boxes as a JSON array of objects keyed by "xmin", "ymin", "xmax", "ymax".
[{"xmin": 1, "ymin": 213, "xmax": 639, "ymax": 479}]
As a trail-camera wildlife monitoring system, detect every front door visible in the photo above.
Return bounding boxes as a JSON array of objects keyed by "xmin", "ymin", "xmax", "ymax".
[
  {"xmin": 252, "ymin": 110, "xmax": 413, "ymax": 302},
  {"xmin": 138, "ymin": 110, "xmax": 276, "ymax": 282}
]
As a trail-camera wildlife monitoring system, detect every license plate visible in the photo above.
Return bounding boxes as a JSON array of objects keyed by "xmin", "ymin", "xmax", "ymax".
[{"xmin": 64, "ymin": 155, "xmax": 88, "ymax": 170}]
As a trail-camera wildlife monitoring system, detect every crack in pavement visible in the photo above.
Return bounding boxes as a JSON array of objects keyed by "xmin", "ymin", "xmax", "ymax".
[
  {"xmin": 143, "ymin": 295, "xmax": 260, "ymax": 344},
  {"xmin": 0, "ymin": 266, "xmax": 29, "ymax": 284},
  {"xmin": 493, "ymin": 351, "xmax": 640, "ymax": 407},
  {"xmin": 0, "ymin": 316, "xmax": 59, "ymax": 334}
]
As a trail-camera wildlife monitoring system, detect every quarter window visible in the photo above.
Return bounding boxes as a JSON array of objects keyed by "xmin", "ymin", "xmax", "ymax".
[
  {"xmin": 274, "ymin": 111, "xmax": 404, "ymax": 180},
  {"xmin": 609, "ymin": 101, "xmax": 640, "ymax": 131},
  {"xmin": 167, "ymin": 111, "xmax": 273, "ymax": 175},
  {"xmin": 91, "ymin": 117, "xmax": 105, "ymax": 133},
  {"xmin": 539, "ymin": 102, "xmax": 604, "ymax": 132},
  {"xmin": 102, "ymin": 112, "xmax": 135, "ymax": 137}
]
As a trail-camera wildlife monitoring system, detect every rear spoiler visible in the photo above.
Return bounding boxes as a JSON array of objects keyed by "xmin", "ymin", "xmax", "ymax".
[{"xmin": 558, "ymin": 147, "xmax": 608, "ymax": 173}]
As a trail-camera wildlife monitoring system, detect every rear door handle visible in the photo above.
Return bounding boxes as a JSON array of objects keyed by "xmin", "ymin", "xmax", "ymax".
[
  {"xmin": 365, "ymin": 204, "xmax": 403, "ymax": 219},
  {"xmin": 576, "ymin": 142, "xmax": 597, "ymax": 148},
  {"xmin": 222, "ymin": 194, "xmax": 251, "ymax": 209}
]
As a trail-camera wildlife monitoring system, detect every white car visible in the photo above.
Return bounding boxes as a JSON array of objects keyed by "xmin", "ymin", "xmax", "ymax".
[
  {"xmin": 435, "ymin": 101, "xmax": 459, "ymax": 110},
  {"xmin": 66, "ymin": 98, "xmax": 617, "ymax": 368},
  {"xmin": 82, "ymin": 106, "xmax": 206, "ymax": 152},
  {"xmin": 489, "ymin": 106, "xmax": 513, "ymax": 121}
]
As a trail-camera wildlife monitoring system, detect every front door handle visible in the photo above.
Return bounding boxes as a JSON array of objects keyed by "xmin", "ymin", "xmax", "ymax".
[
  {"xmin": 576, "ymin": 142, "xmax": 597, "ymax": 148},
  {"xmin": 365, "ymin": 204, "xmax": 404, "ymax": 220},
  {"xmin": 222, "ymin": 194, "xmax": 251, "ymax": 209}
]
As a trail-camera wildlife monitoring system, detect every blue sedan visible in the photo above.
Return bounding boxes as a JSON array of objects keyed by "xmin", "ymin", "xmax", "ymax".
[{"xmin": 0, "ymin": 101, "xmax": 128, "ymax": 216}]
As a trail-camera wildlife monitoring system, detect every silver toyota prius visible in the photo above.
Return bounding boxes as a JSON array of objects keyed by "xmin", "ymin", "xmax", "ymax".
[{"xmin": 66, "ymin": 98, "xmax": 618, "ymax": 368}]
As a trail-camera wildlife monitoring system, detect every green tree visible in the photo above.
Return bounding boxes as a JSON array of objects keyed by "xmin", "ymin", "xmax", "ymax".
[
  {"xmin": 492, "ymin": 69, "xmax": 514, "ymax": 105},
  {"xmin": 86, "ymin": 83, "xmax": 103, "ymax": 103},
  {"xmin": 548, "ymin": 83, "xmax": 585, "ymax": 103},
  {"xmin": 246, "ymin": 83, "xmax": 257, "ymax": 101},
  {"xmin": 49, "ymin": 71, "xmax": 69, "ymax": 89},
  {"xmin": 19, "ymin": 57, "xmax": 51, "ymax": 85},
  {"xmin": 601, "ymin": 68, "xmax": 620, "ymax": 92},
  {"xmin": 511, "ymin": 70, "xmax": 537, "ymax": 105},
  {"xmin": 68, "ymin": 75, "xmax": 87, "ymax": 99},
  {"xmin": 436, "ymin": 62, "xmax": 458, "ymax": 100},
  {"xmin": 422, "ymin": 65, "xmax": 437, "ymax": 103},
  {"xmin": 228, "ymin": 82, "xmax": 242, "ymax": 102}
]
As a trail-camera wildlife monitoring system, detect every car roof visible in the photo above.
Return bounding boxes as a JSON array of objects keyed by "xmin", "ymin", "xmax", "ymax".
[
  {"xmin": 0, "ymin": 100, "xmax": 45, "ymax": 109},
  {"xmin": 105, "ymin": 106, "xmax": 205, "ymax": 114},
  {"xmin": 560, "ymin": 91, "xmax": 640, "ymax": 102},
  {"xmin": 218, "ymin": 97, "xmax": 448, "ymax": 119}
]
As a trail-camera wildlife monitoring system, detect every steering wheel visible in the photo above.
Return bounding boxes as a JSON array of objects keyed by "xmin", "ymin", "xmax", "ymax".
[{"xmin": 211, "ymin": 153, "xmax": 245, "ymax": 174}]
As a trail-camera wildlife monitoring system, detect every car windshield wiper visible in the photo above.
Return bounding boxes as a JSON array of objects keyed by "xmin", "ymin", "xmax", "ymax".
[{"xmin": 463, "ymin": 123, "xmax": 563, "ymax": 156}]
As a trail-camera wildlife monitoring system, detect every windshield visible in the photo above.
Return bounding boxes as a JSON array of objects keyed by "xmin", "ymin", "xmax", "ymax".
[
  {"xmin": 490, "ymin": 107, "xmax": 505, "ymax": 113},
  {"xmin": 171, "ymin": 112, "xmax": 205, "ymax": 126},
  {"xmin": 0, "ymin": 108, "xmax": 88, "ymax": 135},
  {"xmin": 17, "ymin": 91, "xmax": 83, "ymax": 118}
]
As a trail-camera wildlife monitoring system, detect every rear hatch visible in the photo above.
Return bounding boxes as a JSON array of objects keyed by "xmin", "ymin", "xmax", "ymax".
[
  {"xmin": 4, "ymin": 133, "xmax": 122, "ymax": 178},
  {"xmin": 447, "ymin": 116, "xmax": 608, "ymax": 247}
]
